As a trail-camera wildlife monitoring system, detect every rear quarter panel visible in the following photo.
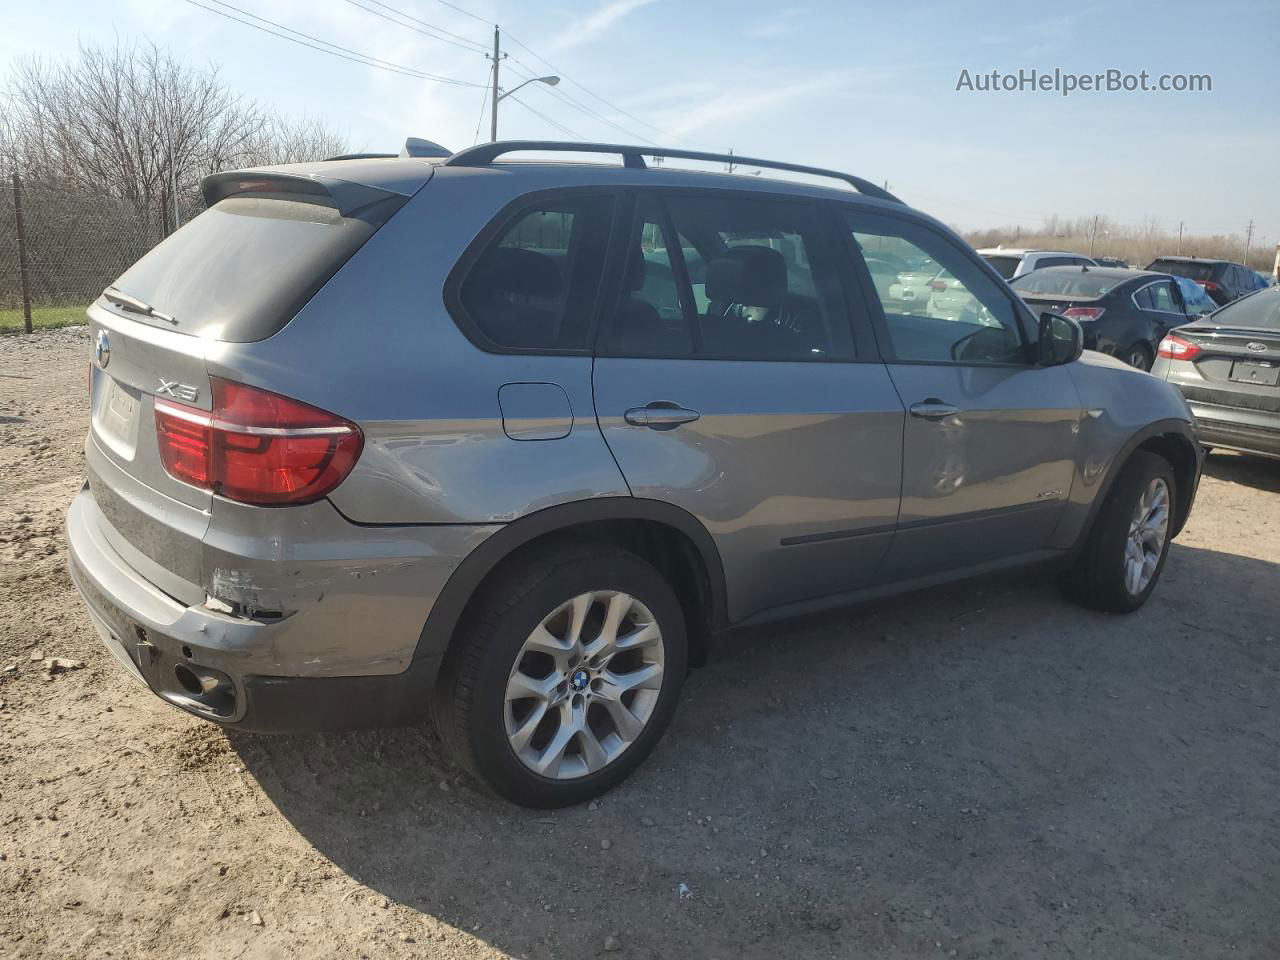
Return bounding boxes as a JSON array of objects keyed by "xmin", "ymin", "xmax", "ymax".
[{"xmin": 203, "ymin": 169, "xmax": 631, "ymax": 523}]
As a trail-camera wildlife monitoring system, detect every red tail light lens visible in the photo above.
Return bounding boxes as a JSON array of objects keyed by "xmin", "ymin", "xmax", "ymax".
[
  {"xmin": 1157, "ymin": 334, "xmax": 1202, "ymax": 361},
  {"xmin": 928, "ymin": 279, "xmax": 948, "ymax": 291},
  {"xmin": 1062, "ymin": 306, "xmax": 1106, "ymax": 322},
  {"xmin": 154, "ymin": 378, "xmax": 363, "ymax": 505},
  {"xmin": 1198, "ymin": 281, "xmax": 1220, "ymax": 293}
]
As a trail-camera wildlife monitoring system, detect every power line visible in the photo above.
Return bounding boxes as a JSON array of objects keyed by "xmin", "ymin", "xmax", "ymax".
[
  {"xmin": 340, "ymin": 0, "xmax": 488, "ymax": 53},
  {"xmin": 419, "ymin": 0, "xmax": 489, "ymax": 24},
  {"xmin": 183, "ymin": 0, "xmax": 482, "ymax": 86},
  {"xmin": 504, "ymin": 57, "xmax": 660, "ymax": 146},
  {"xmin": 507, "ymin": 95, "xmax": 587, "ymax": 140},
  {"xmin": 501, "ymin": 29, "xmax": 712, "ymax": 148},
  {"xmin": 472, "ymin": 78, "xmax": 490, "ymax": 145}
]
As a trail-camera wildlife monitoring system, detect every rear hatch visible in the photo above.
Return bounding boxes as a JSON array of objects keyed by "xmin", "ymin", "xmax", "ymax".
[{"xmin": 84, "ymin": 166, "xmax": 418, "ymax": 604}]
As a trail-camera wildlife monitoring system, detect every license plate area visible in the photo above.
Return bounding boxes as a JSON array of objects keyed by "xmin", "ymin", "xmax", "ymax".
[
  {"xmin": 1229, "ymin": 360, "xmax": 1279, "ymax": 386},
  {"xmin": 94, "ymin": 376, "xmax": 141, "ymax": 457}
]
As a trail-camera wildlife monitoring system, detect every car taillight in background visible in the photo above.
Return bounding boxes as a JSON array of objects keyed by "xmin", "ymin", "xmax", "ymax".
[
  {"xmin": 154, "ymin": 378, "xmax": 363, "ymax": 505},
  {"xmin": 928, "ymin": 279, "xmax": 948, "ymax": 291},
  {"xmin": 1197, "ymin": 281, "xmax": 1221, "ymax": 294},
  {"xmin": 1062, "ymin": 307, "xmax": 1106, "ymax": 323},
  {"xmin": 1157, "ymin": 334, "xmax": 1202, "ymax": 362}
]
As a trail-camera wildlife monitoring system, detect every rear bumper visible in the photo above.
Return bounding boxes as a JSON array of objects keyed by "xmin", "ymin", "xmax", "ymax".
[
  {"xmin": 66, "ymin": 484, "xmax": 499, "ymax": 732},
  {"xmin": 1188, "ymin": 401, "xmax": 1280, "ymax": 459}
]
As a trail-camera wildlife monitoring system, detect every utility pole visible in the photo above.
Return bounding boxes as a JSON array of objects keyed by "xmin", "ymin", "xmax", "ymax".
[
  {"xmin": 11, "ymin": 173, "xmax": 32, "ymax": 334},
  {"xmin": 1177, "ymin": 221, "xmax": 1184, "ymax": 255},
  {"xmin": 726, "ymin": 148, "xmax": 735, "ymax": 174},
  {"xmin": 488, "ymin": 25, "xmax": 506, "ymax": 143},
  {"xmin": 1244, "ymin": 219, "xmax": 1255, "ymax": 265},
  {"xmin": 1088, "ymin": 214, "xmax": 1100, "ymax": 256}
]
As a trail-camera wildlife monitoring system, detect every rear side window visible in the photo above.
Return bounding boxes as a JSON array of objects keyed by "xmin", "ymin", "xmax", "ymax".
[
  {"xmin": 982, "ymin": 255, "xmax": 1021, "ymax": 279},
  {"xmin": 1134, "ymin": 281, "xmax": 1178, "ymax": 312},
  {"xmin": 111, "ymin": 194, "xmax": 404, "ymax": 342},
  {"xmin": 1148, "ymin": 259, "xmax": 1215, "ymax": 282},
  {"xmin": 457, "ymin": 195, "xmax": 614, "ymax": 351}
]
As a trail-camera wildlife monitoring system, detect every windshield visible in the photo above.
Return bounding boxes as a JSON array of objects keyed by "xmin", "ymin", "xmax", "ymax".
[
  {"xmin": 111, "ymin": 193, "xmax": 404, "ymax": 342},
  {"xmin": 1010, "ymin": 270, "xmax": 1117, "ymax": 298},
  {"xmin": 1204, "ymin": 286, "xmax": 1280, "ymax": 329},
  {"xmin": 1147, "ymin": 259, "xmax": 1216, "ymax": 282},
  {"xmin": 982, "ymin": 255, "xmax": 1020, "ymax": 279}
]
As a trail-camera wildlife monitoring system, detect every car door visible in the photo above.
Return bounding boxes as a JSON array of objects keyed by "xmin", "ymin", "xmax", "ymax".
[
  {"xmin": 1133, "ymin": 279, "xmax": 1186, "ymax": 343},
  {"xmin": 839, "ymin": 208, "xmax": 1082, "ymax": 581},
  {"xmin": 592, "ymin": 191, "xmax": 904, "ymax": 623}
]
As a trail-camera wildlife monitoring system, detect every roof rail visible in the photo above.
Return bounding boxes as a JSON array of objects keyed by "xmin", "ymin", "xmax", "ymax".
[
  {"xmin": 324, "ymin": 152, "xmax": 397, "ymax": 161},
  {"xmin": 442, "ymin": 141, "xmax": 903, "ymax": 204}
]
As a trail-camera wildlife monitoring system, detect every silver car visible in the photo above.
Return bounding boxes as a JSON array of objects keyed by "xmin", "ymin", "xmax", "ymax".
[
  {"xmin": 67, "ymin": 141, "xmax": 1202, "ymax": 807},
  {"xmin": 1153, "ymin": 284, "xmax": 1280, "ymax": 459}
]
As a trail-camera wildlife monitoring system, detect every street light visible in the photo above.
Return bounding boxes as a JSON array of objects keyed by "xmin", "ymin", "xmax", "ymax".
[{"xmin": 491, "ymin": 75, "xmax": 559, "ymax": 142}]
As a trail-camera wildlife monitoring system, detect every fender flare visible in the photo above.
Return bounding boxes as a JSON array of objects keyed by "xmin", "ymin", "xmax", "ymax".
[
  {"xmin": 411, "ymin": 496, "xmax": 729, "ymax": 664},
  {"xmin": 1075, "ymin": 417, "xmax": 1202, "ymax": 547}
]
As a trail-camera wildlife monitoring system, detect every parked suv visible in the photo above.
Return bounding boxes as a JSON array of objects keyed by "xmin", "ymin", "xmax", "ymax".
[
  {"xmin": 67, "ymin": 141, "xmax": 1202, "ymax": 807},
  {"xmin": 1146, "ymin": 256, "xmax": 1266, "ymax": 306},
  {"xmin": 977, "ymin": 248, "xmax": 1097, "ymax": 280}
]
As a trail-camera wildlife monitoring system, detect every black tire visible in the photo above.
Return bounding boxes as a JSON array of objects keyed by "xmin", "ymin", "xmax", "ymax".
[
  {"xmin": 1062, "ymin": 450, "xmax": 1177, "ymax": 613},
  {"xmin": 432, "ymin": 538, "xmax": 687, "ymax": 808},
  {"xmin": 1124, "ymin": 342, "xmax": 1154, "ymax": 372}
]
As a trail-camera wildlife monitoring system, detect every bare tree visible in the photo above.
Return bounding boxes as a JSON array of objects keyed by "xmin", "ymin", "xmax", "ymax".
[{"xmin": 3, "ymin": 39, "xmax": 348, "ymax": 213}]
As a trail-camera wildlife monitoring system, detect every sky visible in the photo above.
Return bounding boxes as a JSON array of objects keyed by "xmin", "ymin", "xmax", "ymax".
[{"xmin": 2, "ymin": 0, "xmax": 1276, "ymax": 249}]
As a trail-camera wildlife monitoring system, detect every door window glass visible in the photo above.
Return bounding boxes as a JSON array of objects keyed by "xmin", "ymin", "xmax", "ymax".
[{"xmin": 844, "ymin": 211, "xmax": 1027, "ymax": 364}]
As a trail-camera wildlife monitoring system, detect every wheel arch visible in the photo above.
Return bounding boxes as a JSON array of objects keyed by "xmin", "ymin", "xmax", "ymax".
[
  {"xmin": 1078, "ymin": 418, "xmax": 1202, "ymax": 546},
  {"xmin": 414, "ymin": 497, "xmax": 729, "ymax": 674}
]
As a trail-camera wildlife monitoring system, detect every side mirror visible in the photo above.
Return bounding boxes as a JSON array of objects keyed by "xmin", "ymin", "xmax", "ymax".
[{"xmin": 1038, "ymin": 312, "xmax": 1083, "ymax": 366}]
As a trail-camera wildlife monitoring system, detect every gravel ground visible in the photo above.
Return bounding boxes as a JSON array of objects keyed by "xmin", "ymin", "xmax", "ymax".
[{"xmin": 1, "ymin": 326, "xmax": 1278, "ymax": 959}]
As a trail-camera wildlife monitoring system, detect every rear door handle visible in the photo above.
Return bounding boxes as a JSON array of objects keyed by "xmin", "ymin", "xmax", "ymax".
[
  {"xmin": 624, "ymin": 402, "xmax": 701, "ymax": 430},
  {"xmin": 908, "ymin": 399, "xmax": 960, "ymax": 421}
]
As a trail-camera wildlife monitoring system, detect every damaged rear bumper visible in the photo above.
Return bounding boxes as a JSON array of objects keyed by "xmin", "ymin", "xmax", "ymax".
[{"xmin": 66, "ymin": 484, "xmax": 499, "ymax": 732}]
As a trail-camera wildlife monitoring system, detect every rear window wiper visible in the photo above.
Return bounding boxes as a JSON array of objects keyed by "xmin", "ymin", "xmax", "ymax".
[{"xmin": 102, "ymin": 286, "xmax": 177, "ymax": 325}]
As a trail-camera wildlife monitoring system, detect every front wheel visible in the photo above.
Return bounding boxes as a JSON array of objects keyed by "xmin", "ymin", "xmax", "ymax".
[
  {"xmin": 433, "ymin": 541, "xmax": 687, "ymax": 807},
  {"xmin": 1062, "ymin": 451, "xmax": 1176, "ymax": 613}
]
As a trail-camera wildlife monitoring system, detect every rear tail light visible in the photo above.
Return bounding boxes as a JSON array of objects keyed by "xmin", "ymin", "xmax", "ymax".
[
  {"xmin": 1198, "ymin": 281, "xmax": 1221, "ymax": 294},
  {"xmin": 1157, "ymin": 334, "xmax": 1202, "ymax": 361},
  {"xmin": 928, "ymin": 279, "xmax": 948, "ymax": 291},
  {"xmin": 154, "ymin": 378, "xmax": 363, "ymax": 505},
  {"xmin": 1062, "ymin": 307, "xmax": 1106, "ymax": 322}
]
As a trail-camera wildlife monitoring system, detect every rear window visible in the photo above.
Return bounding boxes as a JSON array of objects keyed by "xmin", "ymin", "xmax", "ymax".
[
  {"xmin": 110, "ymin": 194, "xmax": 403, "ymax": 342},
  {"xmin": 1209, "ymin": 286, "xmax": 1280, "ymax": 330},
  {"xmin": 982, "ymin": 255, "xmax": 1020, "ymax": 279},
  {"xmin": 1147, "ymin": 259, "xmax": 1216, "ymax": 282},
  {"xmin": 1010, "ymin": 270, "xmax": 1117, "ymax": 298}
]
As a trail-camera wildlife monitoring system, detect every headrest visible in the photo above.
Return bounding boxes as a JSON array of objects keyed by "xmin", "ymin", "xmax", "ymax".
[
  {"xmin": 705, "ymin": 245, "xmax": 787, "ymax": 306},
  {"xmin": 624, "ymin": 246, "xmax": 647, "ymax": 292},
  {"xmin": 471, "ymin": 247, "xmax": 562, "ymax": 299}
]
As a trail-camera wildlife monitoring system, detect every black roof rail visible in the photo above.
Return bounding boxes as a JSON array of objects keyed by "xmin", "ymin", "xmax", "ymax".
[
  {"xmin": 324, "ymin": 152, "xmax": 398, "ymax": 161},
  {"xmin": 442, "ymin": 141, "xmax": 903, "ymax": 204}
]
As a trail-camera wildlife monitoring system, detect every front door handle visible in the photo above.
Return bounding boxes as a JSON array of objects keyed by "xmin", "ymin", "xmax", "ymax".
[
  {"xmin": 624, "ymin": 402, "xmax": 701, "ymax": 430},
  {"xmin": 908, "ymin": 398, "xmax": 960, "ymax": 421}
]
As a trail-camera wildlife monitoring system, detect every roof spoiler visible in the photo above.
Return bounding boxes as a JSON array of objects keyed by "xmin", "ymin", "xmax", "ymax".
[{"xmin": 199, "ymin": 171, "xmax": 409, "ymax": 217}]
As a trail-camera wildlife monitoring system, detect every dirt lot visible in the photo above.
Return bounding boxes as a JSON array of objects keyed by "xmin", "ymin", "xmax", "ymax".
[{"xmin": 1, "ymin": 326, "xmax": 1278, "ymax": 959}]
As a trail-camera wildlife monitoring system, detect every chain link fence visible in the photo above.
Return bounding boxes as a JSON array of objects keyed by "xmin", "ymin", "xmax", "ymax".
[{"xmin": 0, "ymin": 174, "xmax": 200, "ymax": 333}]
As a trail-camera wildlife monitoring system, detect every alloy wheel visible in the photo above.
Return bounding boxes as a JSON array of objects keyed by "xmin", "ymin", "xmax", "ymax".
[
  {"xmin": 1124, "ymin": 477, "xmax": 1170, "ymax": 595},
  {"xmin": 504, "ymin": 591, "xmax": 665, "ymax": 780}
]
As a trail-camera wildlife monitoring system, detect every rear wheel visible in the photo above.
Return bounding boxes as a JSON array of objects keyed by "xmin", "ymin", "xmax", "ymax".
[
  {"xmin": 1062, "ymin": 451, "xmax": 1176, "ymax": 613},
  {"xmin": 433, "ymin": 540, "xmax": 687, "ymax": 807},
  {"xmin": 1124, "ymin": 343, "xmax": 1154, "ymax": 372}
]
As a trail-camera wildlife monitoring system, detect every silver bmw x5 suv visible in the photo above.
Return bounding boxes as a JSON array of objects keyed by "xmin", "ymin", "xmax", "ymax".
[{"xmin": 67, "ymin": 140, "xmax": 1202, "ymax": 807}]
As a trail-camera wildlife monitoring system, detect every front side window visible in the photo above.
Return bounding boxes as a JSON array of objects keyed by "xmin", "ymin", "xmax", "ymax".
[
  {"xmin": 458, "ymin": 194, "xmax": 614, "ymax": 351},
  {"xmin": 602, "ymin": 193, "xmax": 854, "ymax": 360},
  {"xmin": 845, "ymin": 211, "xmax": 1026, "ymax": 364}
]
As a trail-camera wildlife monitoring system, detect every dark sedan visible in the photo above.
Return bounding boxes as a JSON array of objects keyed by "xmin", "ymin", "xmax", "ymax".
[
  {"xmin": 1152, "ymin": 285, "xmax": 1280, "ymax": 460},
  {"xmin": 1011, "ymin": 266, "xmax": 1195, "ymax": 370}
]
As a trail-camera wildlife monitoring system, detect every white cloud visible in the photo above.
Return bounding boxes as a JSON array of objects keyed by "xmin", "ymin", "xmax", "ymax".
[{"xmin": 550, "ymin": 0, "xmax": 660, "ymax": 52}]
